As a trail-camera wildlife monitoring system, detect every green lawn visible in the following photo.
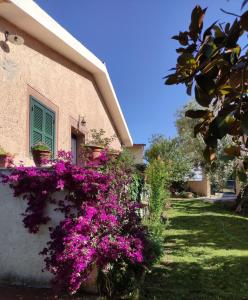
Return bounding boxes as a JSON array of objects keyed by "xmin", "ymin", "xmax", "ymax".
[{"xmin": 141, "ymin": 199, "xmax": 248, "ymax": 300}]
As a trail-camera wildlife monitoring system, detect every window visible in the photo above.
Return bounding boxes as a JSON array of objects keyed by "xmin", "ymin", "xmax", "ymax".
[
  {"xmin": 30, "ymin": 96, "xmax": 55, "ymax": 155},
  {"xmin": 70, "ymin": 126, "xmax": 85, "ymax": 165},
  {"xmin": 71, "ymin": 134, "xmax": 77, "ymax": 164}
]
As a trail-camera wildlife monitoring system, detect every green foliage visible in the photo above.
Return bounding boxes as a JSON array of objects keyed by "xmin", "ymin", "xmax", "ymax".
[
  {"xmin": 165, "ymin": 3, "xmax": 248, "ymax": 173},
  {"xmin": 176, "ymin": 101, "xmax": 206, "ymax": 167},
  {"xmin": 88, "ymin": 129, "xmax": 116, "ymax": 147},
  {"xmin": 31, "ymin": 142, "xmax": 50, "ymax": 151},
  {"xmin": 145, "ymin": 135, "xmax": 193, "ymax": 183},
  {"xmin": 146, "ymin": 159, "xmax": 170, "ymax": 220},
  {"xmin": 209, "ymin": 139, "xmax": 236, "ymax": 192},
  {"xmin": 98, "ymin": 261, "xmax": 144, "ymax": 299},
  {"xmin": 176, "ymin": 100, "xmax": 236, "ymax": 187},
  {"xmin": 129, "ymin": 173, "xmax": 144, "ymax": 202}
]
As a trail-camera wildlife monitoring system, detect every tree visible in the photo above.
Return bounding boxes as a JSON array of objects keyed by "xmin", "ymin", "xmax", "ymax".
[
  {"xmin": 165, "ymin": 1, "xmax": 248, "ymax": 208},
  {"xmin": 165, "ymin": 2, "xmax": 248, "ymax": 162},
  {"xmin": 176, "ymin": 101, "xmax": 206, "ymax": 167},
  {"xmin": 145, "ymin": 135, "xmax": 193, "ymax": 183},
  {"xmin": 176, "ymin": 101, "xmax": 235, "ymax": 192}
]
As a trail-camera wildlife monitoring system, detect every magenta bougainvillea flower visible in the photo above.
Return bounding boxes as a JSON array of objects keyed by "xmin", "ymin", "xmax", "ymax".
[{"xmin": 1, "ymin": 150, "xmax": 150, "ymax": 294}]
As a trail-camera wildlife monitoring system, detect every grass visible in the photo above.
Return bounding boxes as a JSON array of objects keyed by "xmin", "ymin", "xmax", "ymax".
[{"xmin": 141, "ymin": 199, "xmax": 248, "ymax": 300}]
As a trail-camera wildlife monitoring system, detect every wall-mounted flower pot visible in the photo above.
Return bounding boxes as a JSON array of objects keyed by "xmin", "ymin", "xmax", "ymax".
[
  {"xmin": 32, "ymin": 149, "xmax": 51, "ymax": 167},
  {"xmin": 0, "ymin": 154, "xmax": 13, "ymax": 168}
]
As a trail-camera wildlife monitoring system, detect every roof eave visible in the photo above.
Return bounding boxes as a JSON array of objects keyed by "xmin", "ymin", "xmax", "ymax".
[{"xmin": 0, "ymin": 0, "xmax": 133, "ymax": 147}]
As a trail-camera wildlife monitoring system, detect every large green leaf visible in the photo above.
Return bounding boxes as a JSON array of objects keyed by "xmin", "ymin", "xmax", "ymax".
[
  {"xmin": 240, "ymin": 11, "xmax": 248, "ymax": 31},
  {"xmin": 189, "ymin": 5, "xmax": 207, "ymax": 41},
  {"xmin": 195, "ymin": 74, "xmax": 216, "ymax": 95},
  {"xmin": 242, "ymin": 0, "xmax": 248, "ymax": 9},
  {"xmin": 195, "ymin": 84, "xmax": 212, "ymax": 107},
  {"xmin": 225, "ymin": 19, "xmax": 242, "ymax": 48},
  {"xmin": 185, "ymin": 109, "xmax": 211, "ymax": 119},
  {"xmin": 204, "ymin": 133, "xmax": 218, "ymax": 148},
  {"xmin": 164, "ymin": 74, "xmax": 179, "ymax": 85},
  {"xmin": 177, "ymin": 53, "xmax": 196, "ymax": 65}
]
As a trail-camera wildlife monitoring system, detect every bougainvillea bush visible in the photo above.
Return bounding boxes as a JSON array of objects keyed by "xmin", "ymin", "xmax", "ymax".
[{"xmin": 1, "ymin": 150, "xmax": 155, "ymax": 297}]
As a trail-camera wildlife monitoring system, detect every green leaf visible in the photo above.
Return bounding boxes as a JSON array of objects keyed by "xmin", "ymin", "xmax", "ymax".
[
  {"xmin": 225, "ymin": 23, "xmax": 230, "ymax": 34},
  {"xmin": 203, "ymin": 21, "xmax": 218, "ymax": 41},
  {"xmin": 164, "ymin": 74, "xmax": 179, "ymax": 85},
  {"xmin": 240, "ymin": 11, "xmax": 248, "ymax": 31},
  {"xmin": 194, "ymin": 121, "xmax": 204, "ymax": 137},
  {"xmin": 172, "ymin": 35, "xmax": 179, "ymax": 40},
  {"xmin": 177, "ymin": 53, "xmax": 196, "ymax": 65},
  {"xmin": 202, "ymin": 58, "xmax": 224, "ymax": 74},
  {"xmin": 204, "ymin": 133, "xmax": 218, "ymax": 148},
  {"xmin": 209, "ymin": 115, "xmax": 230, "ymax": 139},
  {"xmin": 218, "ymin": 85, "xmax": 233, "ymax": 95},
  {"xmin": 178, "ymin": 31, "xmax": 189, "ymax": 46},
  {"xmin": 213, "ymin": 25, "xmax": 224, "ymax": 38},
  {"xmin": 195, "ymin": 84, "xmax": 212, "ymax": 107},
  {"xmin": 230, "ymin": 45, "xmax": 241, "ymax": 64},
  {"xmin": 195, "ymin": 74, "xmax": 216, "ymax": 96},
  {"xmin": 242, "ymin": 0, "xmax": 248, "ymax": 10},
  {"xmin": 203, "ymin": 42, "xmax": 218, "ymax": 58},
  {"xmin": 189, "ymin": 6, "xmax": 207, "ymax": 41},
  {"xmin": 225, "ymin": 19, "xmax": 242, "ymax": 48},
  {"xmin": 185, "ymin": 109, "xmax": 210, "ymax": 119}
]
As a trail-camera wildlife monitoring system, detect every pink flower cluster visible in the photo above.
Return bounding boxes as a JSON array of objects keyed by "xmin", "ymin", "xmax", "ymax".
[{"xmin": 2, "ymin": 150, "xmax": 149, "ymax": 294}]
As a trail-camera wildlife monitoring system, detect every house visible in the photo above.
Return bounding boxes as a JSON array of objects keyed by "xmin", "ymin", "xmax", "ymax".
[
  {"xmin": 0, "ymin": 0, "xmax": 146, "ymax": 287},
  {"xmin": 128, "ymin": 143, "xmax": 146, "ymax": 165},
  {"xmin": 0, "ymin": 0, "xmax": 135, "ymax": 166}
]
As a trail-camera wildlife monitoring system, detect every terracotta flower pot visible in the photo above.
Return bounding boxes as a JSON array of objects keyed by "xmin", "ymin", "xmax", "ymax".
[
  {"xmin": 84, "ymin": 145, "xmax": 104, "ymax": 160},
  {"xmin": 32, "ymin": 149, "xmax": 51, "ymax": 167},
  {"xmin": 82, "ymin": 265, "xmax": 99, "ymax": 294},
  {"xmin": 0, "ymin": 154, "xmax": 13, "ymax": 168}
]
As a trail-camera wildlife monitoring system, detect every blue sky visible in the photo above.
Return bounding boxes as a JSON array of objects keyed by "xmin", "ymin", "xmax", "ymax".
[{"xmin": 36, "ymin": 0, "xmax": 243, "ymax": 145}]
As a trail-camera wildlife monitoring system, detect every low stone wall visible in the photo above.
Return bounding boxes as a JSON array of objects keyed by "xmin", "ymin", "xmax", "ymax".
[
  {"xmin": 0, "ymin": 172, "xmax": 64, "ymax": 287},
  {"xmin": 187, "ymin": 177, "xmax": 211, "ymax": 197}
]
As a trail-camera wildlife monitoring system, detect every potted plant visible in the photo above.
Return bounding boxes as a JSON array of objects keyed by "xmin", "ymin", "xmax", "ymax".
[
  {"xmin": 108, "ymin": 148, "xmax": 120, "ymax": 159},
  {"xmin": 31, "ymin": 142, "xmax": 51, "ymax": 167},
  {"xmin": 0, "ymin": 146, "xmax": 14, "ymax": 168},
  {"xmin": 83, "ymin": 129, "xmax": 116, "ymax": 160}
]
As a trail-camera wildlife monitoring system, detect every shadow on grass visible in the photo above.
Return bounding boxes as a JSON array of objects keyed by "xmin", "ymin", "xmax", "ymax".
[
  {"xmin": 166, "ymin": 215, "xmax": 248, "ymax": 251},
  {"xmin": 141, "ymin": 256, "xmax": 248, "ymax": 300},
  {"xmin": 141, "ymin": 200, "xmax": 248, "ymax": 300}
]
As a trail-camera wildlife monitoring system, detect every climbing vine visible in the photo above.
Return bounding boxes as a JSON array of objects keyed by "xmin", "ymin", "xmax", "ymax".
[{"xmin": 1, "ymin": 150, "xmax": 154, "ymax": 296}]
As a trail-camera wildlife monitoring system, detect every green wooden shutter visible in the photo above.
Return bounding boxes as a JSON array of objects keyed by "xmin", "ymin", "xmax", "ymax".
[{"xmin": 30, "ymin": 97, "xmax": 55, "ymax": 155}]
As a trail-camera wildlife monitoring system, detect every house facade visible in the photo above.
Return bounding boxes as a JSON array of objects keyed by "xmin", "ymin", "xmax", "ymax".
[{"xmin": 0, "ymin": 0, "xmax": 133, "ymax": 166}]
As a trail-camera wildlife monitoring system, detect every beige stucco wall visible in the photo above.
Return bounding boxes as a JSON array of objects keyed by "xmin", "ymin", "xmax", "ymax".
[
  {"xmin": 187, "ymin": 176, "xmax": 211, "ymax": 197},
  {"xmin": 127, "ymin": 144, "xmax": 145, "ymax": 165},
  {"xmin": 0, "ymin": 172, "xmax": 64, "ymax": 286},
  {"xmin": 0, "ymin": 17, "xmax": 121, "ymax": 165}
]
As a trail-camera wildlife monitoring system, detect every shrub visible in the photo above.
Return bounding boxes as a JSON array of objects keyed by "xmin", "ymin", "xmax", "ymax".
[
  {"xmin": 1, "ymin": 150, "xmax": 156, "ymax": 296},
  {"xmin": 145, "ymin": 159, "xmax": 170, "ymax": 220}
]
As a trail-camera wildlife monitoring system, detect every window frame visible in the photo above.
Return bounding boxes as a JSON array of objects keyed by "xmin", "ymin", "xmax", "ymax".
[{"xmin": 29, "ymin": 95, "xmax": 56, "ymax": 156}]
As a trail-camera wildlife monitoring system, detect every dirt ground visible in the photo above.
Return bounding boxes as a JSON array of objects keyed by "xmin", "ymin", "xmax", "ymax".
[{"xmin": 0, "ymin": 286, "xmax": 100, "ymax": 300}]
